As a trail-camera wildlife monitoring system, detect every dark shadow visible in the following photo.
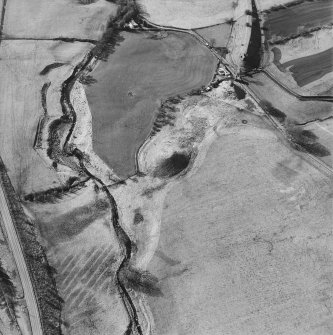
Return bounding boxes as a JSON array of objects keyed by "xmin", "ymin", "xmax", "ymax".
[
  {"xmin": 232, "ymin": 83, "xmax": 246, "ymax": 99},
  {"xmin": 243, "ymin": 0, "xmax": 262, "ymax": 72},
  {"xmin": 40, "ymin": 62, "xmax": 65, "ymax": 75},
  {"xmin": 154, "ymin": 152, "xmax": 191, "ymax": 178},
  {"xmin": 119, "ymin": 267, "xmax": 163, "ymax": 297},
  {"xmin": 261, "ymin": 100, "xmax": 286, "ymax": 123}
]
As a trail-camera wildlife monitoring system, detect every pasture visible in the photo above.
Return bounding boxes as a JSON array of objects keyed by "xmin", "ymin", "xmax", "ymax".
[
  {"xmin": 147, "ymin": 115, "xmax": 333, "ymax": 335},
  {"xmin": 86, "ymin": 31, "xmax": 217, "ymax": 178},
  {"xmin": 3, "ymin": 0, "xmax": 116, "ymax": 39},
  {"xmin": 140, "ymin": 0, "xmax": 236, "ymax": 29},
  {"xmin": 195, "ymin": 24, "xmax": 232, "ymax": 48},
  {"xmin": 0, "ymin": 40, "xmax": 93, "ymax": 194},
  {"xmin": 246, "ymin": 72, "xmax": 333, "ymax": 123},
  {"xmin": 27, "ymin": 182, "xmax": 128, "ymax": 334}
]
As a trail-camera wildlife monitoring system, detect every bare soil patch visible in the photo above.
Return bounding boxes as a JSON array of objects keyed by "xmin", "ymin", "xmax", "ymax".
[{"xmin": 86, "ymin": 31, "xmax": 217, "ymax": 178}]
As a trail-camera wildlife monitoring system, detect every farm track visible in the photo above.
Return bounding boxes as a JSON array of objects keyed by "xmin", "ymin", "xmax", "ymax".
[
  {"xmin": 261, "ymin": 69, "xmax": 333, "ymax": 101},
  {"xmin": 139, "ymin": 11, "xmax": 333, "ymax": 178},
  {"xmin": 0, "ymin": 165, "xmax": 43, "ymax": 335},
  {"xmin": 0, "ymin": 2, "xmax": 331, "ymax": 335}
]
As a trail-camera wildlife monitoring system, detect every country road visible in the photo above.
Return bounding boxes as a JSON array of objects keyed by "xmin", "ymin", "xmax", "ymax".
[
  {"xmin": 138, "ymin": 13, "xmax": 333, "ymax": 178},
  {"xmin": 0, "ymin": 181, "xmax": 43, "ymax": 335}
]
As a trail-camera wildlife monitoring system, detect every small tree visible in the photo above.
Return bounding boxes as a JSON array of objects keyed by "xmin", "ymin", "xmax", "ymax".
[
  {"xmin": 77, "ymin": 0, "xmax": 96, "ymax": 4},
  {"xmin": 225, "ymin": 18, "xmax": 236, "ymax": 25},
  {"xmin": 210, "ymin": 38, "xmax": 216, "ymax": 47},
  {"xmin": 79, "ymin": 75, "xmax": 97, "ymax": 86}
]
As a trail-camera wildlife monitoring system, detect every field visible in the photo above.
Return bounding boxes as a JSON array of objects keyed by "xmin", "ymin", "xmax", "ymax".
[
  {"xmin": 247, "ymin": 73, "xmax": 333, "ymax": 123},
  {"xmin": 1, "ymin": 0, "xmax": 333, "ymax": 334},
  {"xmin": 263, "ymin": 0, "xmax": 333, "ymax": 39},
  {"xmin": 26, "ymin": 181, "xmax": 129, "ymax": 334},
  {"xmin": 195, "ymin": 24, "xmax": 232, "ymax": 48},
  {"xmin": 268, "ymin": 27, "xmax": 333, "ymax": 95},
  {"xmin": 281, "ymin": 47, "xmax": 333, "ymax": 87},
  {"xmin": 146, "ymin": 114, "xmax": 333, "ymax": 335},
  {"xmin": 256, "ymin": 0, "xmax": 299, "ymax": 11},
  {"xmin": 3, "ymin": 0, "xmax": 116, "ymax": 40},
  {"xmin": 86, "ymin": 31, "xmax": 217, "ymax": 178},
  {"xmin": 225, "ymin": 0, "xmax": 252, "ymax": 71},
  {"xmin": 0, "ymin": 40, "xmax": 95, "ymax": 195},
  {"xmin": 301, "ymin": 119, "xmax": 333, "ymax": 167},
  {"xmin": 271, "ymin": 28, "xmax": 333, "ymax": 64},
  {"xmin": 140, "ymin": 0, "xmax": 236, "ymax": 29}
]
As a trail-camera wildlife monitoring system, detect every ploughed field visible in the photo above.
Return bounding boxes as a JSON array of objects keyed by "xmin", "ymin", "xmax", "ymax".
[
  {"xmin": 279, "ymin": 47, "xmax": 333, "ymax": 87},
  {"xmin": 263, "ymin": 0, "xmax": 333, "ymax": 39},
  {"xmin": 262, "ymin": 0, "xmax": 333, "ymax": 95},
  {"xmin": 86, "ymin": 31, "xmax": 217, "ymax": 178}
]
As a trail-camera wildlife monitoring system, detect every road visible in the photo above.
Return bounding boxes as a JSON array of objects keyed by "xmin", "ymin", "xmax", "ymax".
[
  {"xmin": 138, "ymin": 14, "xmax": 333, "ymax": 178},
  {"xmin": 262, "ymin": 69, "xmax": 333, "ymax": 101},
  {"xmin": 0, "ymin": 180, "xmax": 43, "ymax": 335}
]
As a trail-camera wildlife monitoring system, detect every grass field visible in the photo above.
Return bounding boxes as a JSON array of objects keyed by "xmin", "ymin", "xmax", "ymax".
[
  {"xmin": 140, "ymin": 0, "xmax": 236, "ymax": 29},
  {"xmin": 3, "ymin": 0, "xmax": 116, "ymax": 39},
  {"xmin": 86, "ymin": 31, "xmax": 217, "ymax": 178},
  {"xmin": 0, "ymin": 40, "xmax": 94, "ymax": 194},
  {"xmin": 26, "ymin": 182, "xmax": 128, "ymax": 334},
  {"xmin": 247, "ymin": 73, "xmax": 333, "ymax": 123},
  {"xmin": 195, "ymin": 24, "xmax": 232, "ymax": 48},
  {"xmin": 146, "ymin": 115, "xmax": 333, "ymax": 335}
]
